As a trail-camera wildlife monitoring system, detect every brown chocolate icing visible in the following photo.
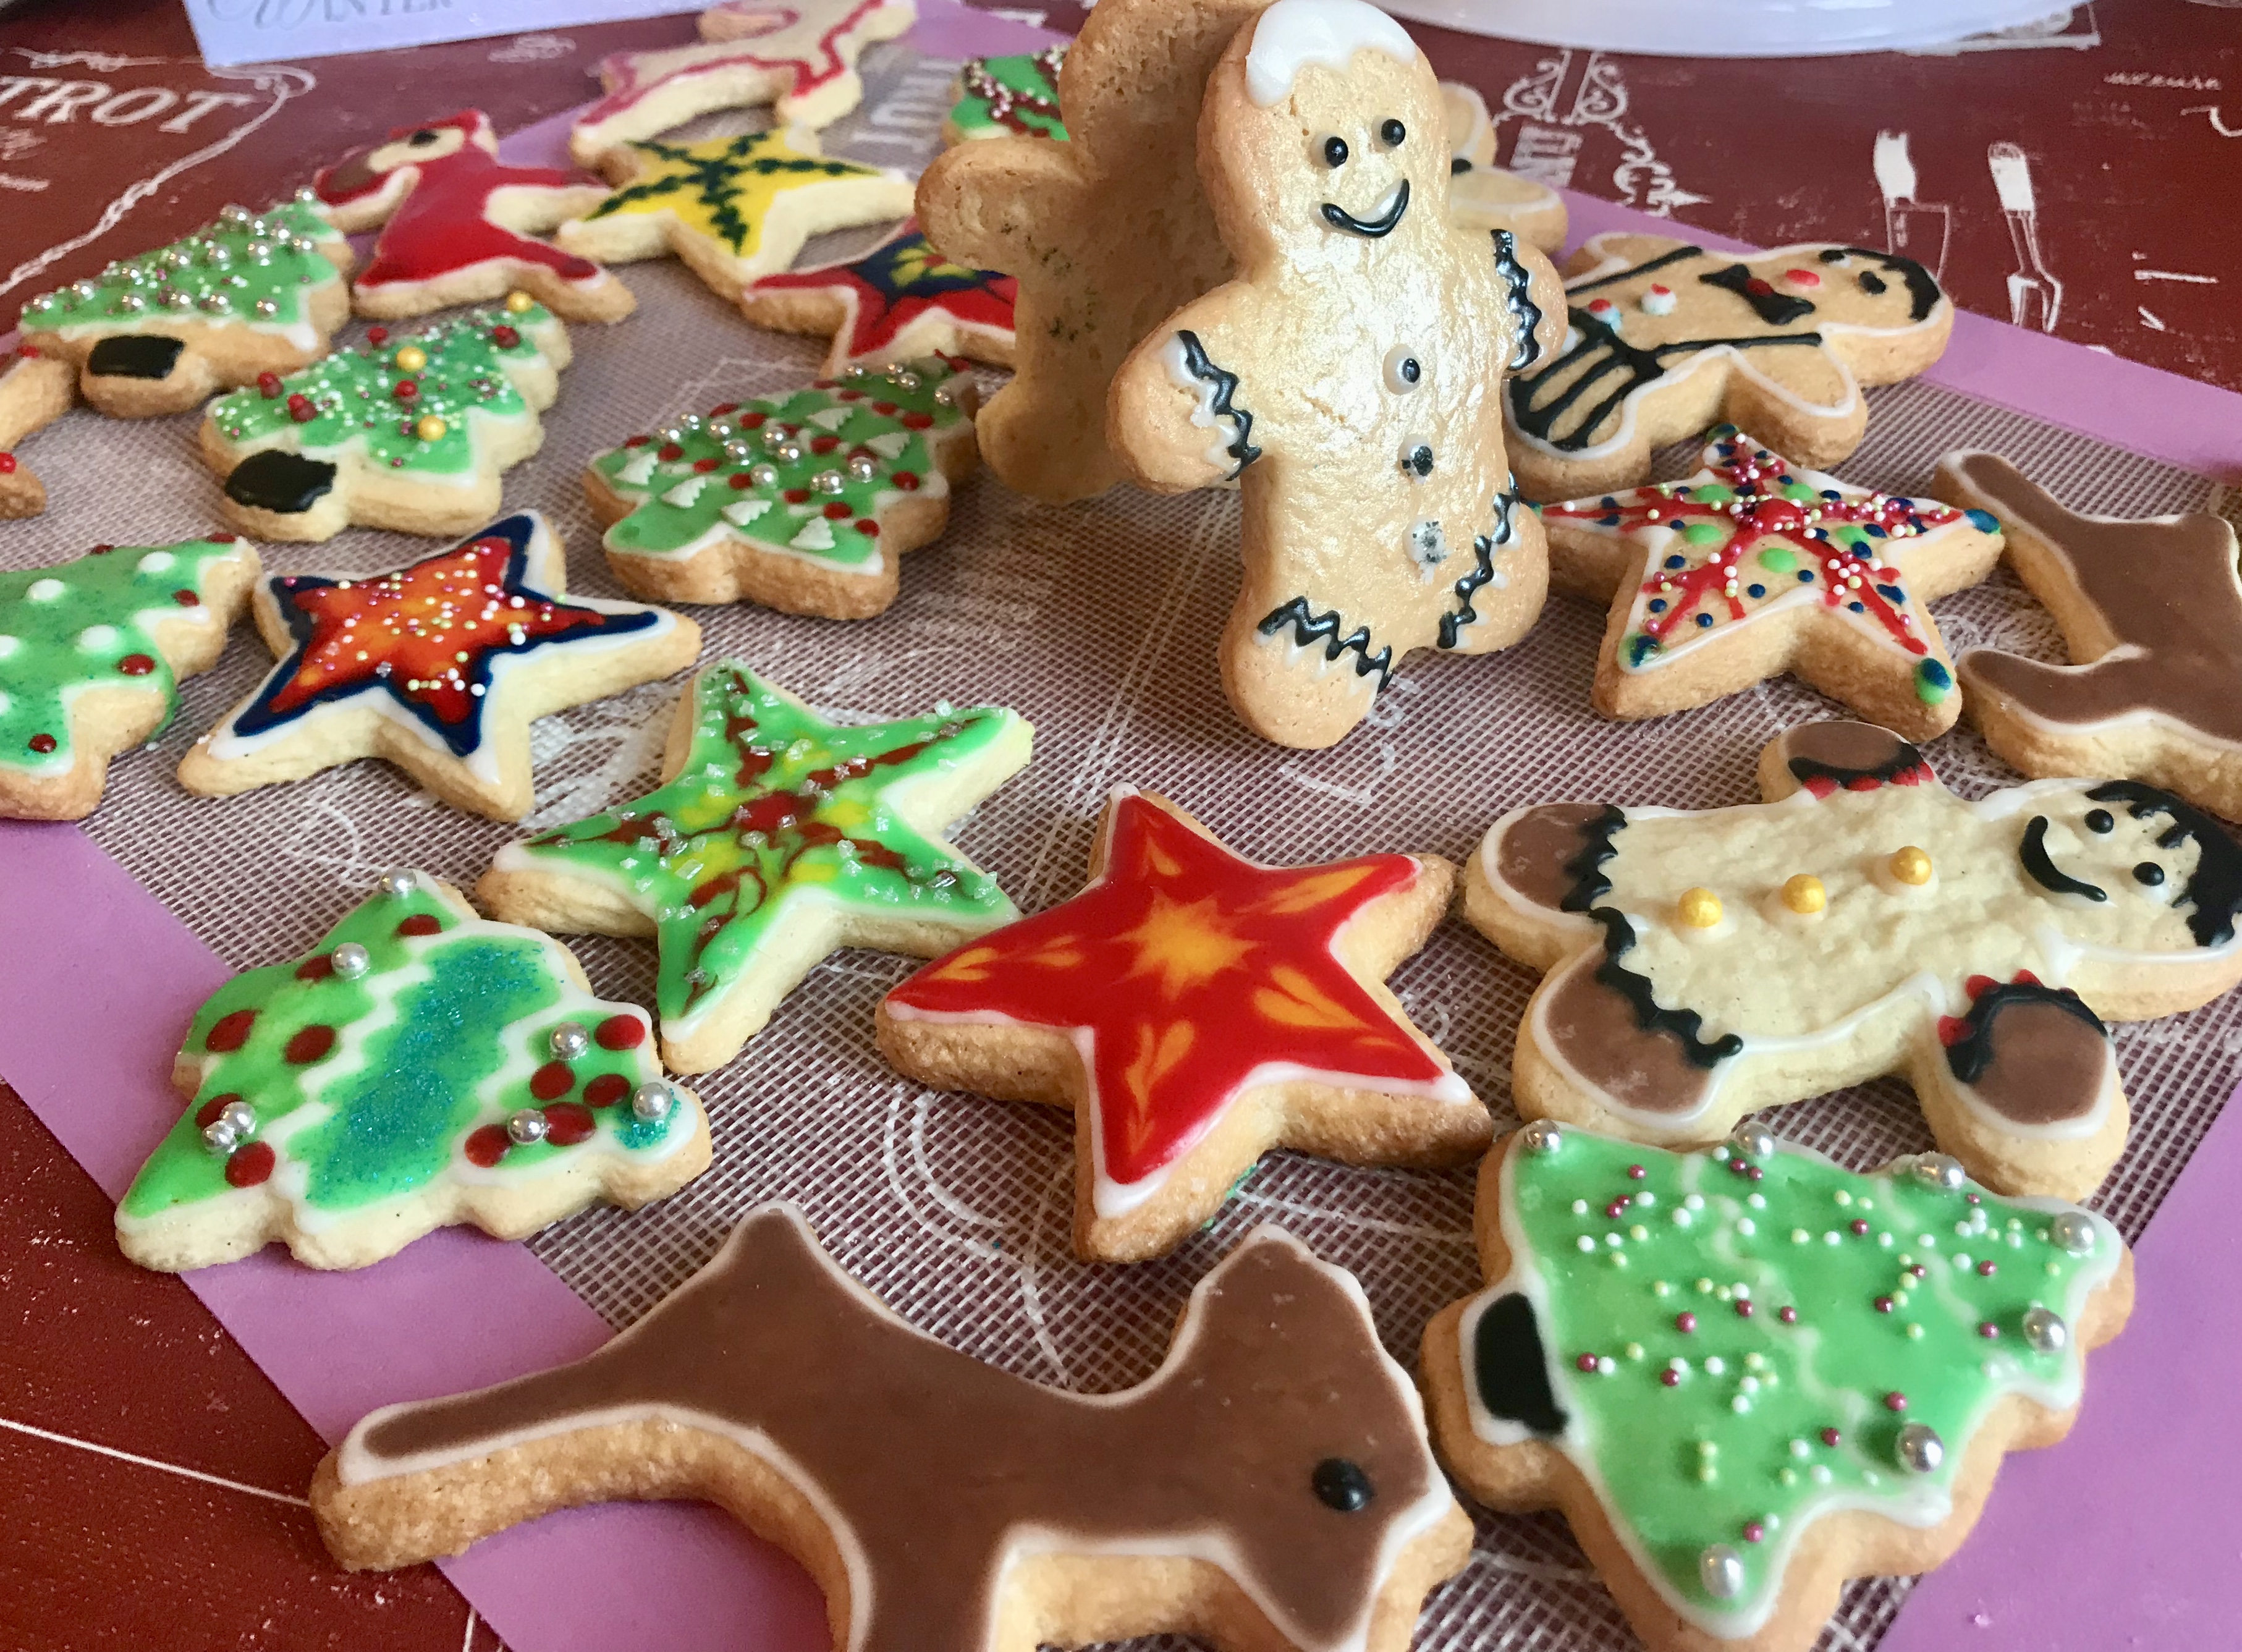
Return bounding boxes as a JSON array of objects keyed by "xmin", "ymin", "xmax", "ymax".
[
  {"xmin": 1772, "ymin": 721, "xmax": 1925, "ymax": 786},
  {"xmin": 1959, "ymin": 996, "xmax": 2112, "ymax": 1125},
  {"xmin": 353, "ymin": 1208, "xmax": 1448, "ymax": 1648},
  {"xmin": 1950, "ymin": 454, "xmax": 2242, "ymax": 743},
  {"xmin": 1536, "ymin": 950, "xmax": 1712, "ymax": 1116},
  {"xmin": 1497, "ymin": 803, "xmax": 1614, "ymax": 910}
]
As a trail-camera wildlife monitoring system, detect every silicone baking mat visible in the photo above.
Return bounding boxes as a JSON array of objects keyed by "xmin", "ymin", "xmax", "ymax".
[{"xmin": 4, "ymin": 27, "xmax": 2240, "ymax": 1652}]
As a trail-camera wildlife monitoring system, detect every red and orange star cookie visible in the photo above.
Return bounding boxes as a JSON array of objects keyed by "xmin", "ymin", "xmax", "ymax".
[
  {"xmin": 878, "ymin": 788, "xmax": 1488, "ymax": 1260},
  {"xmin": 738, "ymin": 222, "xmax": 1017, "ymax": 375}
]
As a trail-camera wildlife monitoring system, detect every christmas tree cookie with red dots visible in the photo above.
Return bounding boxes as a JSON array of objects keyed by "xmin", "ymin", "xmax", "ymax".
[
  {"xmin": 1423, "ymin": 1125, "xmax": 2132, "ymax": 1652},
  {"xmin": 0, "ymin": 345, "xmax": 74, "ymax": 519},
  {"xmin": 740, "ymin": 224, "xmax": 1017, "ymax": 375},
  {"xmin": 569, "ymin": 0, "xmax": 917, "ymax": 166},
  {"xmin": 1, "ymin": 535, "xmax": 261, "ymax": 821},
  {"xmin": 176, "ymin": 512, "xmax": 699, "ymax": 821},
  {"xmin": 1467, "ymin": 719, "xmax": 2242, "ymax": 1201},
  {"xmin": 942, "ymin": 47, "xmax": 1067, "ymax": 145},
  {"xmin": 315, "ymin": 112, "xmax": 634, "ymax": 323},
  {"xmin": 1540, "ymin": 427, "xmax": 2005, "ymax": 741},
  {"xmin": 201, "ymin": 296, "xmax": 570, "ymax": 543},
  {"xmin": 479, "ymin": 662, "xmax": 1031, "ymax": 1075},
  {"xmin": 880, "ymin": 787, "xmax": 1487, "ymax": 1261},
  {"xmin": 117, "ymin": 870, "xmax": 709, "ymax": 1273},
  {"xmin": 583, "ymin": 356, "xmax": 980, "ymax": 618}
]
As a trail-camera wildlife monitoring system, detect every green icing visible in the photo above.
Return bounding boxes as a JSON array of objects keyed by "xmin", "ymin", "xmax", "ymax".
[
  {"xmin": 589, "ymin": 356, "xmax": 971, "ymax": 573},
  {"xmin": 121, "ymin": 879, "xmax": 683, "ymax": 1223},
  {"xmin": 0, "ymin": 538, "xmax": 244, "ymax": 772},
  {"xmin": 19, "ymin": 196, "xmax": 341, "ymax": 339},
  {"xmin": 1478, "ymin": 1131, "xmax": 2115, "ymax": 1632},
  {"xmin": 512, "ymin": 662, "xmax": 1023, "ymax": 1027},
  {"xmin": 206, "ymin": 302, "xmax": 559, "ymax": 478},
  {"xmin": 949, "ymin": 48, "xmax": 1068, "ymax": 139},
  {"xmin": 1756, "ymin": 545, "xmax": 1798, "ymax": 573},
  {"xmin": 1680, "ymin": 522, "xmax": 1725, "ymax": 545}
]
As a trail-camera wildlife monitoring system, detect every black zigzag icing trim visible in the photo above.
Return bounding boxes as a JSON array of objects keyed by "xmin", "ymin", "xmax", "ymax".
[
  {"xmin": 1175, "ymin": 328, "xmax": 1260, "ymax": 478},
  {"xmin": 1944, "ymin": 980, "xmax": 2105, "ymax": 1087},
  {"xmin": 1438, "ymin": 477, "xmax": 1523, "ymax": 650},
  {"xmin": 1492, "ymin": 228, "xmax": 1544, "ymax": 371},
  {"xmin": 1557, "ymin": 805, "xmax": 1628, "ymax": 913},
  {"xmin": 1258, "ymin": 598, "xmax": 1394, "ymax": 687},
  {"xmin": 1587, "ymin": 907, "xmax": 1745, "ymax": 1069}
]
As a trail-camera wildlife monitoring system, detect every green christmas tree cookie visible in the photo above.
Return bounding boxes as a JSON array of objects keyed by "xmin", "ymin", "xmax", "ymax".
[
  {"xmin": 18, "ymin": 194, "xmax": 353, "ymax": 418},
  {"xmin": 943, "ymin": 48, "xmax": 1067, "ymax": 143},
  {"xmin": 0, "ymin": 536, "xmax": 261, "ymax": 821},
  {"xmin": 478, "ymin": 661, "xmax": 1033, "ymax": 1075},
  {"xmin": 117, "ymin": 871, "xmax": 710, "ymax": 1273},
  {"xmin": 1425, "ymin": 1125, "xmax": 2131, "ymax": 1652},
  {"xmin": 583, "ymin": 356, "xmax": 982, "ymax": 619},
  {"xmin": 201, "ymin": 294, "xmax": 570, "ymax": 542}
]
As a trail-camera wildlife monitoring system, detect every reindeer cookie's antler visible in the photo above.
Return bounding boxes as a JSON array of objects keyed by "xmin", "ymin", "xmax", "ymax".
[{"xmin": 315, "ymin": 1206, "xmax": 1471, "ymax": 1652}]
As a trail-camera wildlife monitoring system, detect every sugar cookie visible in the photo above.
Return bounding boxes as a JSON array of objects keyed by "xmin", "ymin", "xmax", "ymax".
[
  {"xmin": 315, "ymin": 1206, "xmax": 1471, "ymax": 1652},
  {"xmin": 177, "ymin": 512, "xmax": 698, "ymax": 821},
  {"xmin": 1, "ymin": 536, "xmax": 260, "ymax": 821},
  {"xmin": 0, "ymin": 345, "xmax": 72, "ymax": 519},
  {"xmin": 738, "ymin": 224, "xmax": 1017, "ymax": 374},
  {"xmin": 1540, "ymin": 426, "xmax": 2003, "ymax": 740},
  {"xmin": 315, "ymin": 111, "xmax": 634, "ymax": 323},
  {"xmin": 1465, "ymin": 720, "xmax": 2242, "ymax": 1200},
  {"xmin": 478, "ymin": 662, "xmax": 1031, "ymax": 1074},
  {"xmin": 117, "ymin": 870, "xmax": 708, "ymax": 1273},
  {"xmin": 880, "ymin": 787, "xmax": 1487, "ymax": 1261},
  {"xmin": 1439, "ymin": 80, "xmax": 1565, "ymax": 251},
  {"xmin": 1422, "ymin": 1126, "xmax": 2131, "ymax": 1652},
  {"xmin": 1109, "ymin": 0, "xmax": 1565, "ymax": 748},
  {"xmin": 1507, "ymin": 235, "xmax": 1951, "ymax": 501},
  {"xmin": 201, "ymin": 299, "xmax": 569, "ymax": 543}
]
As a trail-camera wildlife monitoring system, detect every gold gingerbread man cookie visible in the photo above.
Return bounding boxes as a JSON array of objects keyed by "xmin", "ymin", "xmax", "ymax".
[{"xmin": 1107, "ymin": 0, "xmax": 1565, "ymax": 748}]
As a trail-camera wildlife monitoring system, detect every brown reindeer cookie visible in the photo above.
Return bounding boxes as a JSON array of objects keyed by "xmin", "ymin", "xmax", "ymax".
[
  {"xmin": 1106, "ymin": 0, "xmax": 1566, "ymax": 748},
  {"xmin": 1937, "ymin": 451, "xmax": 2242, "ymax": 823},
  {"xmin": 1505, "ymin": 234, "xmax": 1952, "ymax": 502},
  {"xmin": 1464, "ymin": 719, "xmax": 2242, "ymax": 1201},
  {"xmin": 315, "ymin": 1205, "xmax": 1474, "ymax": 1652}
]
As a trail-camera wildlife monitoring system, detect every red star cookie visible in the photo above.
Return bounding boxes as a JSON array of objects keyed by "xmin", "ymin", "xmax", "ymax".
[
  {"xmin": 738, "ymin": 223, "xmax": 1017, "ymax": 374},
  {"xmin": 878, "ymin": 789, "xmax": 1487, "ymax": 1260}
]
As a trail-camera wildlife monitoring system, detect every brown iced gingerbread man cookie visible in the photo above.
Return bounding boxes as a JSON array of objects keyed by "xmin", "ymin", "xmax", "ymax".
[
  {"xmin": 1938, "ymin": 451, "xmax": 2242, "ymax": 823},
  {"xmin": 1106, "ymin": 0, "xmax": 1565, "ymax": 748}
]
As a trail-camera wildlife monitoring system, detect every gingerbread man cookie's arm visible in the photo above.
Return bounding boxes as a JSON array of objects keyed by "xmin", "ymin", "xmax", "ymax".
[
  {"xmin": 0, "ymin": 349, "xmax": 72, "ymax": 518},
  {"xmin": 1107, "ymin": 283, "xmax": 1270, "ymax": 493},
  {"xmin": 1499, "ymin": 231, "xmax": 1568, "ymax": 373}
]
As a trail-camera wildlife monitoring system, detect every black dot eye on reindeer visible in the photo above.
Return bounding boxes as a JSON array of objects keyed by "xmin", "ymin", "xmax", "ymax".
[
  {"xmin": 1379, "ymin": 118, "xmax": 1405, "ymax": 146},
  {"xmin": 1322, "ymin": 135, "xmax": 1349, "ymax": 167},
  {"xmin": 1311, "ymin": 1457, "xmax": 1375, "ymax": 1512}
]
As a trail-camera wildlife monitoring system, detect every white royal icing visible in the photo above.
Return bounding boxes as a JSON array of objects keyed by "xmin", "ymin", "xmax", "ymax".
[{"xmin": 1245, "ymin": 0, "xmax": 1418, "ymax": 106}]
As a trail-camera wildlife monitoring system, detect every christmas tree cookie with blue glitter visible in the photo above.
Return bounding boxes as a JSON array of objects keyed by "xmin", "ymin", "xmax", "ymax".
[
  {"xmin": 201, "ymin": 294, "xmax": 570, "ymax": 543},
  {"xmin": 1539, "ymin": 428, "xmax": 2004, "ymax": 742},
  {"xmin": 118, "ymin": 870, "xmax": 709, "ymax": 1272},
  {"xmin": 1423, "ymin": 1124, "xmax": 2132, "ymax": 1652}
]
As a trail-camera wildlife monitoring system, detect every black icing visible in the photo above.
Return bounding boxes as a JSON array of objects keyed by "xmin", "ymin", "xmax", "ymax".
[
  {"xmin": 226, "ymin": 450, "xmax": 337, "ymax": 515},
  {"xmin": 2088, "ymin": 779, "xmax": 2242, "ymax": 948},
  {"xmin": 2020, "ymin": 815, "xmax": 2109, "ymax": 904},
  {"xmin": 1785, "ymin": 734, "xmax": 1929, "ymax": 790},
  {"xmin": 1437, "ymin": 480, "xmax": 1521, "ymax": 650},
  {"xmin": 1699, "ymin": 262, "xmax": 1818, "ymax": 327},
  {"xmin": 1258, "ymin": 598, "xmax": 1392, "ymax": 687},
  {"xmin": 1173, "ymin": 329, "xmax": 1259, "ymax": 479},
  {"xmin": 1321, "ymin": 179, "xmax": 1408, "ymax": 238},
  {"xmin": 1555, "ymin": 803, "xmax": 1628, "ymax": 913},
  {"xmin": 1492, "ymin": 227, "xmax": 1544, "ymax": 372},
  {"xmin": 1839, "ymin": 245, "xmax": 1942, "ymax": 321},
  {"xmin": 1470, "ymin": 1294, "xmax": 1567, "ymax": 1438},
  {"xmin": 1944, "ymin": 979, "xmax": 2106, "ymax": 1086},
  {"xmin": 1310, "ymin": 1457, "xmax": 1375, "ymax": 1512},
  {"xmin": 87, "ymin": 334, "xmax": 185, "ymax": 381}
]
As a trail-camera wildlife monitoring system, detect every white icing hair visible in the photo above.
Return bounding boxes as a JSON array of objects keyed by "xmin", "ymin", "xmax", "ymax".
[{"xmin": 1244, "ymin": 0, "xmax": 1418, "ymax": 106}]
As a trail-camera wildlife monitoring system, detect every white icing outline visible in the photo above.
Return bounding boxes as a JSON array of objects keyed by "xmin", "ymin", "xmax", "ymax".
[{"xmin": 1243, "ymin": 0, "xmax": 1418, "ymax": 107}]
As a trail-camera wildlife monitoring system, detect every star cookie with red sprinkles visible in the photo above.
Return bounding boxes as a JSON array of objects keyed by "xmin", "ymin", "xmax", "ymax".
[
  {"xmin": 1540, "ymin": 426, "xmax": 2004, "ymax": 741},
  {"xmin": 739, "ymin": 224, "xmax": 1017, "ymax": 375},
  {"xmin": 879, "ymin": 788, "xmax": 1488, "ymax": 1261},
  {"xmin": 177, "ymin": 511, "xmax": 699, "ymax": 820}
]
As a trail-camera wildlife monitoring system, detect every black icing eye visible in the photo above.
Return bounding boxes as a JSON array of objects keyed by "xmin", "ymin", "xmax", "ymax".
[
  {"xmin": 1322, "ymin": 135, "xmax": 1348, "ymax": 167},
  {"xmin": 1819, "ymin": 247, "xmax": 1850, "ymax": 266},
  {"xmin": 408, "ymin": 129, "xmax": 441, "ymax": 146},
  {"xmin": 1450, "ymin": 155, "xmax": 1471, "ymax": 175},
  {"xmin": 2135, "ymin": 862, "xmax": 2167, "ymax": 886},
  {"xmin": 1858, "ymin": 270, "xmax": 1889, "ymax": 296},
  {"xmin": 1379, "ymin": 117, "xmax": 1406, "ymax": 146},
  {"xmin": 1401, "ymin": 442, "xmax": 1434, "ymax": 478},
  {"xmin": 1383, "ymin": 344, "xmax": 1423, "ymax": 393},
  {"xmin": 1312, "ymin": 1457, "xmax": 1374, "ymax": 1512},
  {"xmin": 2084, "ymin": 809, "xmax": 2115, "ymax": 834}
]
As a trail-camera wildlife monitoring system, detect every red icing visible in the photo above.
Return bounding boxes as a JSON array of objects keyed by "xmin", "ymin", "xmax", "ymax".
[
  {"xmin": 206, "ymin": 1009, "xmax": 257, "ymax": 1052},
  {"xmin": 530, "ymin": 1061, "xmax": 575, "ymax": 1101},
  {"xmin": 543, "ymin": 1102, "xmax": 596, "ymax": 1145},
  {"xmin": 0, "ymin": 454, "xmax": 13, "ymax": 475},
  {"xmin": 313, "ymin": 111, "xmax": 604, "ymax": 294},
  {"xmin": 823, "ymin": 501, "xmax": 852, "ymax": 520},
  {"xmin": 709, "ymin": 401, "xmax": 740, "ymax": 416},
  {"xmin": 580, "ymin": 0, "xmax": 890, "ymax": 129},
  {"xmin": 397, "ymin": 913, "xmax": 443, "ymax": 938},
  {"xmin": 464, "ymin": 1124, "xmax": 510, "ymax": 1167},
  {"xmin": 295, "ymin": 953, "xmax": 334, "ymax": 982},
  {"xmin": 27, "ymin": 732, "xmax": 57, "ymax": 754},
  {"xmin": 584, "ymin": 1072, "xmax": 632, "ymax": 1108},
  {"xmin": 394, "ymin": 378, "xmax": 420, "ymax": 402},
  {"xmin": 224, "ymin": 1142, "xmax": 276, "ymax": 1187},
  {"xmin": 1783, "ymin": 268, "xmax": 1824, "ymax": 288},
  {"xmin": 117, "ymin": 653, "xmax": 156, "ymax": 677},
  {"xmin": 368, "ymin": 327, "xmax": 390, "ymax": 347},
  {"xmin": 258, "ymin": 371, "xmax": 282, "ymax": 398},
  {"xmin": 287, "ymin": 393, "xmax": 316, "ymax": 423},
  {"xmin": 888, "ymin": 794, "xmax": 1450, "ymax": 1191},
  {"xmin": 285, "ymin": 1025, "xmax": 337, "ymax": 1064},
  {"xmin": 855, "ymin": 519, "xmax": 878, "ymax": 537},
  {"xmin": 195, "ymin": 1093, "xmax": 241, "ymax": 1129},
  {"xmin": 728, "ymin": 472, "xmax": 753, "ymax": 490},
  {"xmin": 172, "ymin": 589, "xmax": 201, "ymax": 606},
  {"xmin": 810, "ymin": 434, "xmax": 839, "ymax": 454},
  {"xmin": 491, "ymin": 324, "xmax": 520, "ymax": 348},
  {"xmin": 595, "ymin": 1014, "xmax": 645, "ymax": 1050},
  {"xmin": 892, "ymin": 471, "xmax": 920, "ymax": 491}
]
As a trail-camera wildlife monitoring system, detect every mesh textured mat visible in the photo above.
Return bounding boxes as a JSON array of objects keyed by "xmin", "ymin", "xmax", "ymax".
[{"xmin": 7, "ymin": 53, "xmax": 2235, "ymax": 1652}]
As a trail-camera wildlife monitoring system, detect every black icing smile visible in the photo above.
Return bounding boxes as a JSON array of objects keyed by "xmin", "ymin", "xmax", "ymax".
[
  {"xmin": 1321, "ymin": 178, "xmax": 1409, "ymax": 238},
  {"xmin": 2021, "ymin": 815, "xmax": 2109, "ymax": 903}
]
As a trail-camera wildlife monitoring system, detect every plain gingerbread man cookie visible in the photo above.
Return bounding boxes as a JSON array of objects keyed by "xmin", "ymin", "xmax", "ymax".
[
  {"xmin": 0, "ymin": 345, "xmax": 72, "ymax": 518},
  {"xmin": 1108, "ymin": 0, "xmax": 1566, "ymax": 748},
  {"xmin": 1506, "ymin": 234, "xmax": 1952, "ymax": 501},
  {"xmin": 315, "ymin": 1205, "xmax": 1472, "ymax": 1652},
  {"xmin": 1465, "ymin": 720, "xmax": 2242, "ymax": 1200}
]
